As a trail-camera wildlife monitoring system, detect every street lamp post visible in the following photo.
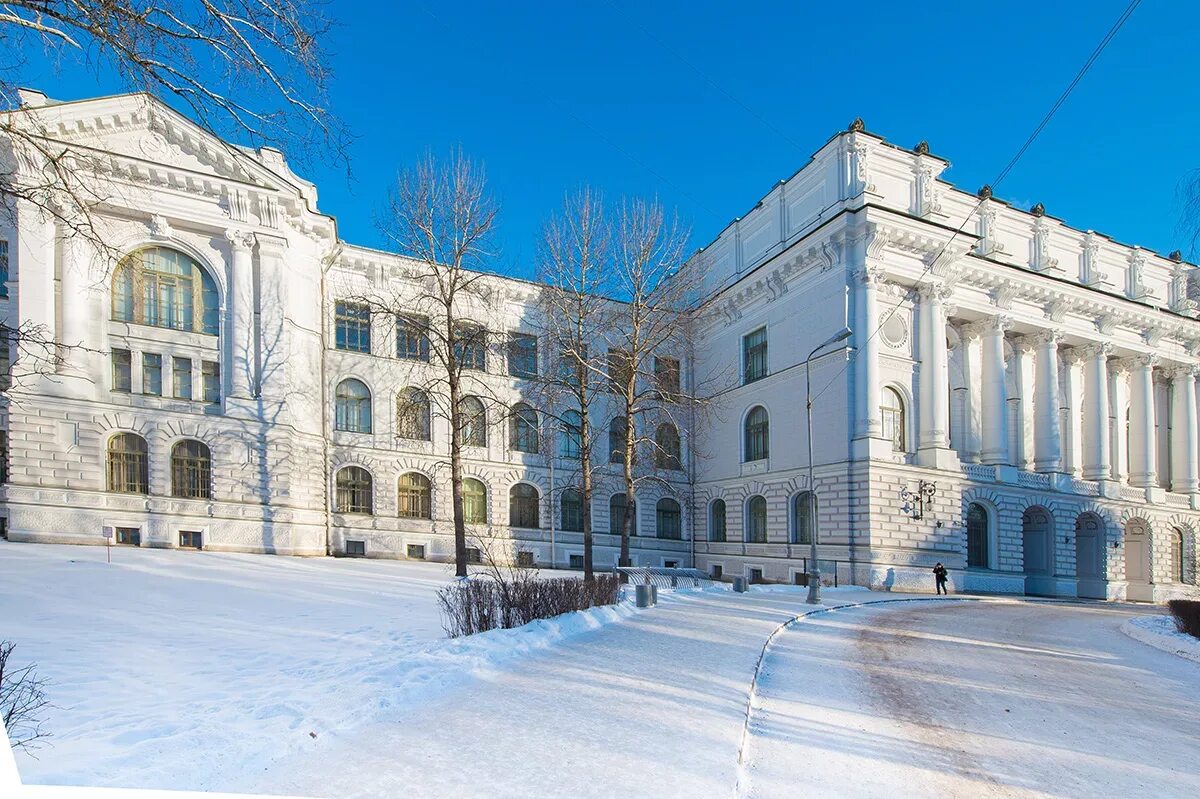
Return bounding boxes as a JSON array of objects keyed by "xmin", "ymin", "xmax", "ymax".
[{"xmin": 806, "ymin": 326, "xmax": 853, "ymax": 605}]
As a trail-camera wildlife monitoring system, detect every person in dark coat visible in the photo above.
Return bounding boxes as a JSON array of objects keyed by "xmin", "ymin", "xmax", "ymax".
[{"xmin": 933, "ymin": 562, "xmax": 948, "ymax": 595}]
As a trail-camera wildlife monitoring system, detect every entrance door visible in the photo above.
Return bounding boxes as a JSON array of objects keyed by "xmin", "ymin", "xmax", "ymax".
[
  {"xmin": 1022, "ymin": 507, "xmax": 1054, "ymax": 596},
  {"xmin": 1124, "ymin": 520, "xmax": 1152, "ymax": 602},
  {"xmin": 1074, "ymin": 515, "xmax": 1106, "ymax": 599}
]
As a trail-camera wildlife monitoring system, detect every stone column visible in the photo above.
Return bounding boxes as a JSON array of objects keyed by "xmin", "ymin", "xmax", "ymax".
[
  {"xmin": 1128, "ymin": 355, "xmax": 1158, "ymax": 487},
  {"xmin": 1062, "ymin": 349, "xmax": 1084, "ymax": 476},
  {"xmin": 1109, "ymin": 361, "xmax": 1130, "ymax": 483},
  {"xmin": 980, "ymin": 315, "xmax": 1011, "ymax": 465},
  {"xmin": 224, "ymin": 229, "xmax": 258, "ymax": 399},
  {"xmin": 854, "ymin": 266, "xmax": 882, "ymax": 440},
  {"xmin": 1013, "ymin": 338, "xmax": 1037, "ymax": 470},
  {"xmin": 1033, "ymin": 330, "xmax": 1063, "ymax": 473},
  {"xmin": 917, "ymin": 283, "xmax": 951, "ymax": 454},
  {"xmin": 1082, "ymin": 343, "xmax": 1112, "ymax": 481},
  {"xmin": 961, "ymin": 324, "xmax": 983, "ymax": 462},
  {"xmin": 1170, "ymin": 366, "xmax": 1199, "ymax": 494}
]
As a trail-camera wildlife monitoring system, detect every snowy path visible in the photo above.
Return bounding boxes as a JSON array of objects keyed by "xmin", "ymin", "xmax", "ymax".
[{"xmin": 742, "ymin": 600, "xmax": 1200, "ymax": 798}]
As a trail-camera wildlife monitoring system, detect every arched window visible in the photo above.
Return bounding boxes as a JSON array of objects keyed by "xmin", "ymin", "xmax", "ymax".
[
  {"xmin": 334, "ymin": 466, "xmax": 372, "ymax": 514},
  {"xmin": 709, "ymin": 499, "xmax": 727, "ymax": 542},
  {"xmin": 397, "ymin": 472, "xmax": 432, "ymax": 519},
  {"xmin": 111, "ymin": 247, "xmax": 219, "ymax": 334},
  {"xmin": 460, "ymin": 396, "xmax": 487, "ymax": 447},
  {"xmin": 463, "ymin": 478, "xmax": 488, "ymax": 524},
  {"xmin": 791, "ymin": 491, "xmax": 816, "ymax": 545},
  {"xmin": 396, "ymin": 388, "xmax": 431, "ymax": 441},
  {"xmin": 170, "ymin": 439, "xmax": 211, "ymax": 499},
  {"xmin": 745, "ymin": 495, "xmax": 767, "ymax": 543},
  {"xmin": 655, "ymin": 423, "xmax": 681, "ymax": 470},
  {"xmin": 744, "ymin": 406, "xmax": 769, "ymax": 462},
  {"xmin": 609, "ymin": 416, "xmax": 629, "ymax": 464},
  {"xmin": 609, "ymin": 493, "xmax": 637, "ymax": 536},
  {"xmin": 880, "ymin": 387, "xmax": 906, "ymax": 452},
  {"xmin": 559, "ymin": 410, "xmax": 582, "ymax": 459},
  {"xmin": 656, "ymin": 498, "xmax": 682, "ymax": 539},
  {"xmin": 967, "ymin": 503, "xmax": 989, "ymax": 569},
  {"xmin": 1171, "ymin": 528, "xmax": 1185, "ymax": 584},
  {"xmin": 107, "ymin": 433, "xmax": 148, "ymax": 494},
  {"xmin": 560, "ymin": 489, "xmax": 584, "ymax": 532},
  {"xmin": 510, "ymin": 403, "xmax": 539, "ymax": 453},
  {"xmin": 335, "ymin": 379, "xmax": 372, "ymax": 433},
  {"xmin": 509, "ymin": 483, "xmax": 540, "ymax": 528}
]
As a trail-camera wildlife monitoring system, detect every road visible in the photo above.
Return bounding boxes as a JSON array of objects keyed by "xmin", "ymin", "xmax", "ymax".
[{"xmin": 742, "ymin": 600, "xmax": 1200, "ymax": 798}]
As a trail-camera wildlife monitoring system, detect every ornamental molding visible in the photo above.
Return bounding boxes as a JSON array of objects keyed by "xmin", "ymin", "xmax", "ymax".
[
  {"xmin": 147, "ymin": 213, "xmax": 174, "ymax": 241},
  {"xmin": 1045, "ymin": 298, "xmax": 1071, "ymax": 323},
  {"xmin": 1132, "ymin": 352, "xmax": 1160, "ymax": 369},
  {"xmin": 1081, "ymin": 342, "xmax": 1114, "ymax": 359},
  {"xmin": 1029, "ymin": 329, "xmax": 1063, "ymax": 347},
  {"xmin": 1030, "ymin": 217, "xmax": 1060, "ymax": 274}
]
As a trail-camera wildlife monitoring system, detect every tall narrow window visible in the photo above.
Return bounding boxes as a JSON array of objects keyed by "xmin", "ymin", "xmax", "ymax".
[
  {"xmin": 453, "ymin": 323, "xmax": 487, "ymax": 371},
  {"xmin": 745, "ymin": 496, "xmax": 768, "ymax": 543},
  {"xmin": 397, "ymin": 472, "xmax": 432, "ymax": 519},
  {"xmin": 1171, "ymin": 528, "xmax": 1185, "ymax": 584},
  {"xmin": 655, "ymin": 423, "xmax": 681, "ymax": 470},
  {"xmin": 559, "ymin": 410, "xmax": 582, "ymax": 459},
  {"xmin": 508, "ymin": 333, "xmax": 538, "ymax": 378},
  {"xmin": 608, "ymin": 349, "xmax": 632, "ymax": 393},
  {"xmin": 654, "ymin": 356, "xmax": 680, "ymax": 397},
  {"xmin": 880, "ymin": 387, "xmax": 906, "ymax": 452},
  {"xmin": 110, "ymin": 247, "xmax": 218, "ymax": 334},
  {"xmin": 792, "ymin": 492, "xmax": 816, "ymax": 545},
  {"xmin": 0, "ymin": 239, "xmax": 8, "ymax": 298},
  {"xmin": 509, "ymin": 403, "xmax": 539, "ymax": 453},
  {"xmin": 460, "ymin": 396, "xmax": 487, "ymax": 447},
  {"xmin": 335, "ymin": 379, "xmax": 372, "ymax": 433},
  {"xmin": 171, "ymin": 439, "xmax": 212, "ymax": 499},
  {"xmin": 559, "ymin": 345, "xmax": 587, "ymax": 388},
  {"xmin": 334, "ymin": 301, "xmax": 371, "ymax": 353},
  {"xmin": 709, "ymin": 499, "xmax": 727, "ymax": 542},
  {"xmin": 744, "ymin": 406, "xmax": 769, "ymax": 462},
  {"xmin": 112, "ymin": 349, "xmax": 132, "ymax": 393},
  {"xmin": 560, "ymin": 489, "xmax": 584, "ymax": 532},
  {"xmin": 202, "ymin": 360, "xmax": 220, "ymax": 403},
  {"xmin": 0, "ymin": 431, "xmax": 8, "ymax": 485},
  {"xmin": 656, "ymin": 498, "xmax": 682, "ymax": 539},
  {"xmin": 463, "ymin": 478, "xmax": 488, "ymax": 524},
  {"xmin": 142, "ymin": 353, "xmax": 162, "ymax": 396},
  {"xmin": 172, "ymin": 356, "xmax": 193, "ymax": 400},
  {"xmin": 743, "ymin": 327, "xmax": 768, "ymax": 383},
  {"xmin": 509, "ymin": 483, "xmax": 540, "ymax": 529},
  {"xmin": 966, "ymin": 503, "xmax": 989, "ymax": 569},
  {"xmin": 107, "ymin": 433, "xmax": 149, "ymax": 494},
  {"xmin": 609, "ymin": 493, "xmax": 636, "ymax": 536},
  {"xmin": 396, "ymin": 388, "xmax": 431, "ymax": 441},
  {"xmin": 396, "ymin": 313, "xmax": 430, "ymax": 361},
  {"xmin": 334, "ymin": 466, "xmax": 372, "ymax": 514},
  {"xmin": 609, "ymin": 416, "xmax": 629, "ymax": 464}
]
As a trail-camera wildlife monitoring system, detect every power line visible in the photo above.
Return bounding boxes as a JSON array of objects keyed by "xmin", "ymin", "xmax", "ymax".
[{"xmin": 810, "ymin": 0, "xmax": 1144, "ymax": 405}]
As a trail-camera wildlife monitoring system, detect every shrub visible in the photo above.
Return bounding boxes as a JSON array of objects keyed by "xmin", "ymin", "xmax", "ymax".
[
  {"xmin": 0, "ymin": 641, "xmax": 51, "ymax": 752},
  {"xmin": 438, "ymin": 573, "xmax": 620, "ymax": 638},
  {"xmin": 1167, "ymin": 599, "xmax": 1200, "ymax": 639}
]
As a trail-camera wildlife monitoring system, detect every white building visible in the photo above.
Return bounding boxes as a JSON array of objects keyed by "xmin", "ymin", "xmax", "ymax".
[{"xmin": 1, "ymin": 92, "xmax": 1197, "ymax": 601}]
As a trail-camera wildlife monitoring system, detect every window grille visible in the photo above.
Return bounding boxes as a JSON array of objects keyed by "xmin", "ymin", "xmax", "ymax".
[
  {"xmin": 171, "ymin": 439, "xmax": 212, "ymax": 499},
  {"xmin": 743, "ymin": 327, "xmax": 768, "ymax": 383},
  {"xmin": 560, "ymin": 489, "xmax": 584, "ymax": 532},
  {"xmin": 335, "ymin": 466, "xmax": 373, "ymax": 514},
  {"xmin": 202, "ymin": 361, "xmax": 220, "ymax": 403},
  {"xmin": 744, "ymin": 406, "xmax": 769, "ymax": 462},
  {"xmin": 179, "ymin": 530, "xmax": 203, "ymax": 549},
  {"xmin": 142, "ymin": 353, "xmax": 162, "ymax": 395},
  {"xmin": 709, "ymin": 499, "xmax": 727, "ymax": 542},
  {"xmin": 746, "ymin": 496, "xmax": 767, "ymax": 543},
  {"xmin": 609, "ymin": 494, "xmax": 636, "ymax": 536},
  {"xmin": 453, "ymin": 323, "xmax": 487, "ymax": 371},
  {"xmin": 335, "ymin": 379, "xmax": 372, "ymax": 433},
  {"xmin": 509, "ymin": 404, "xmax": 539, "ymax": 453},
  {"xmin": 107, "ymin": 433, "xmax": 148, "ymax": 494},
  {"xmin": 334, "ymin": 301, "xmax": 371, "ymax": 353},
  {"xmin": 111, "ymin": 248, "xmax": 218, "ymax": 334},
  {"xmin": 397, "ymin": 472, "xmax": 432, "ymax": 519}
]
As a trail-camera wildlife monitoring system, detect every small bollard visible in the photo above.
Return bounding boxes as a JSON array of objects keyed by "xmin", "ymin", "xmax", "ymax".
[
  {"xmin": 635, "ymin": 584, "xmax": 655, "ymax": 608},
  {"xmin": 650, "ymin": 584, "xmax": 659, "ymax": 604},
  {"xmin": 732, "ymin": 576, "xmax": 748, "ymax": 593}
]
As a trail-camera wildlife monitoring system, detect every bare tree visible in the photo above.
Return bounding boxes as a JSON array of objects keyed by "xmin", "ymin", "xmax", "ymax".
[
  {"xmin": 362, "ymin": 150, "xmax": 500, "ymax": 578},
  {"xmin": 530, "ymin": 189, "xmax": 616, "ymax": 581},
  {"xmin": 0, "ymin": 640, "xmax": 51, "ymax": 754}
]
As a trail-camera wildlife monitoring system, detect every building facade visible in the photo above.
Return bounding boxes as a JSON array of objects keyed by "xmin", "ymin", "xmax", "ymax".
[{"xmin": 1, "ymin": 92, "xmax": 1197, "ymax": 601}]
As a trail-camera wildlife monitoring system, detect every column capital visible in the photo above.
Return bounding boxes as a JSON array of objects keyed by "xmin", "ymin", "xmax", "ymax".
[
  {"xmin": 1167, "ymin": 364, "xmax": 1200, "ymax": 382},
  {"xmin": 224, "ymin": 228, "xmax": 257, "ymax": 252},
  {"xmin": 1109, "ymin": 358, "xmax": 1133, "ymax": 375},
  {"xmin": 854, "ymin": 265, "xmax": 885, "ymax": 285},
  {"xmin": 1081, "ymin": 342, "xmax": 1114, "ymax": 360},
  {"xmin": 1029, "ymin": 328, "xmax": 1063, "ymax": 348},
  {"xmin": 1132, "ymin": 352, "xmax": 1159, "ymax": 369},
  {"xmin": 916, "ymin": 280, "xmax": 953, "ymax": 302},
  {"xmin": 1061, "ymin": 347, "xmax": 1085, "ymax": 367}
]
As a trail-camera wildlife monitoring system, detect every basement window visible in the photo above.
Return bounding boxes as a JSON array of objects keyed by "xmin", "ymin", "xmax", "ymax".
[
  {"xmin": 466, "ymin": 547, "xmax": 482, "ymax": 565},
  {"xmin": 569, "ymin": 554, "xmax": 584, "ymax": 570},
  {"xmin": 517, "ymin": 551, "xmax": 535, "ymax": 568},
  {"xmin": 345, "ymin": 539, "xmax": 366, "ymax": 557},
  {"xmin": 179, "ymin": 530, "xmax": 202, "ymax": 549},
  {"xmin": 406, "ymin": 544, "xmax": 426, "ymax": 560},
  {"xmin": 115, "ymin": 527, "xmax": 141, "ymax": 546}
]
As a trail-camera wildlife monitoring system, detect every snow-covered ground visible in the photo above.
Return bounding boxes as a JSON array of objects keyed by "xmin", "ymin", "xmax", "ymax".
[{"xmin": 1122, "ymin": 613, "xmax": 1200, "ymax": 663}]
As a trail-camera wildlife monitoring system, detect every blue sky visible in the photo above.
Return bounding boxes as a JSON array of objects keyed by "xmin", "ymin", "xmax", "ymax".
[{"xmin": 12, "ymin": 1, "xmax": 1200, "ymax": 276}]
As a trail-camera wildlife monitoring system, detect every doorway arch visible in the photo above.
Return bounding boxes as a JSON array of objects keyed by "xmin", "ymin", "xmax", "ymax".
[
  {"xmin": 1074, "ymin": 512, "xmax": 1107, "ymax": 599},
  {"xmin": 1022, "ymin": 506, "xmax": 1055, "ymax": 596},
  {"xmin": 1124, "ymin": 518, "xmax": 1152, "ymax": 602}
]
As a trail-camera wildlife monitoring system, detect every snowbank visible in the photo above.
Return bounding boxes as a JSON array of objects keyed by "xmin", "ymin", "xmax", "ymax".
[{"xmin": 1120, "ymin": 614, "xmax": 1200, "ymax": 664}]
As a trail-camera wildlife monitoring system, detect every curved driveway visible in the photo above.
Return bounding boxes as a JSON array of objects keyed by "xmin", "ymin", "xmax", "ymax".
[{"xmin": 743, "ymin": 600, "xmax": 1199, "ymax": 798}]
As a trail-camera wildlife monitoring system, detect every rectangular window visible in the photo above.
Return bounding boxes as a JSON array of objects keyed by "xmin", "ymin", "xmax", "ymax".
[
  {"xmin": 396, "ymin": 314, "xmax": 430, "ymax": 361},
  {"xmin": 406, "ymin": 544, "xmax": 426, "ymax": 560},
  {"xmin": 0, "ymin": 431, "xmax": 7, "ymax": 484},
  {"xmin": 466, "ymin": 547, "xmax": 482, "ymax": 565},
  {"xmin": 654, "ymin": 356, "xmax": 680, "ymax": 397},
  {"xmin": 345, "ymin": 539, "xmax": 366, "ymax": 557},
  {"xmin": 142, "ymin": 353, "xmax": 162, "ymax": 396},
  {"xmin": 508, "ymin": 333, "xmax": 538, "ymax": 378},
  {"xmin": 748, "ymin": 567, "xmax": 764, "ymax": 584},
  {"xmin": 664, "ymin": 560, "xmax": 679, "ymax": 569},
  {"xmin": 743, "ymin": 327, "xmax": 768, "ymax": 383},
  {"xmin": 112, "ymin": 348, "xmax": 132, "ymax": 393},
  {"xmin": 115, "ymin": 527, "xmax": 140, "ymax": 546},
  {"xmin": 453, "ymin": 323, "xmax": 487, "ymax": 371},
  {"xmin": 179, "ymin": 530, "xmax": 202, "ymax": 549},
  {"xmin": 172, "ymin": 356, "xmax": 193, "ymax": 400},
  {"xmin": 569, "ymin": 553, "xmax": 585, "ymax": 570},
  {"xmin": 558, "ymin": 345, "xmax": 587, "ymax": 388},
  {"xmin": 335, "ymin": 301, "xmax": 372, "ymax": 353},
  {"xmin": 517, "ymin": 551, "xmax": 535, "ymax": 568},
  {"xmin": 711, "ymin": 564, "xmax": 723, "ymax": 580},
  {"xmin": 608, "ymin": 348, "xmax": 632, "ymax": 393},
  {"xmin": 0, "ymin": 240, "xmax": 8, "ymax": 298},
  {"xmin": 202, "ymin": 360, "xmax": 220, "ymax": 403}
]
